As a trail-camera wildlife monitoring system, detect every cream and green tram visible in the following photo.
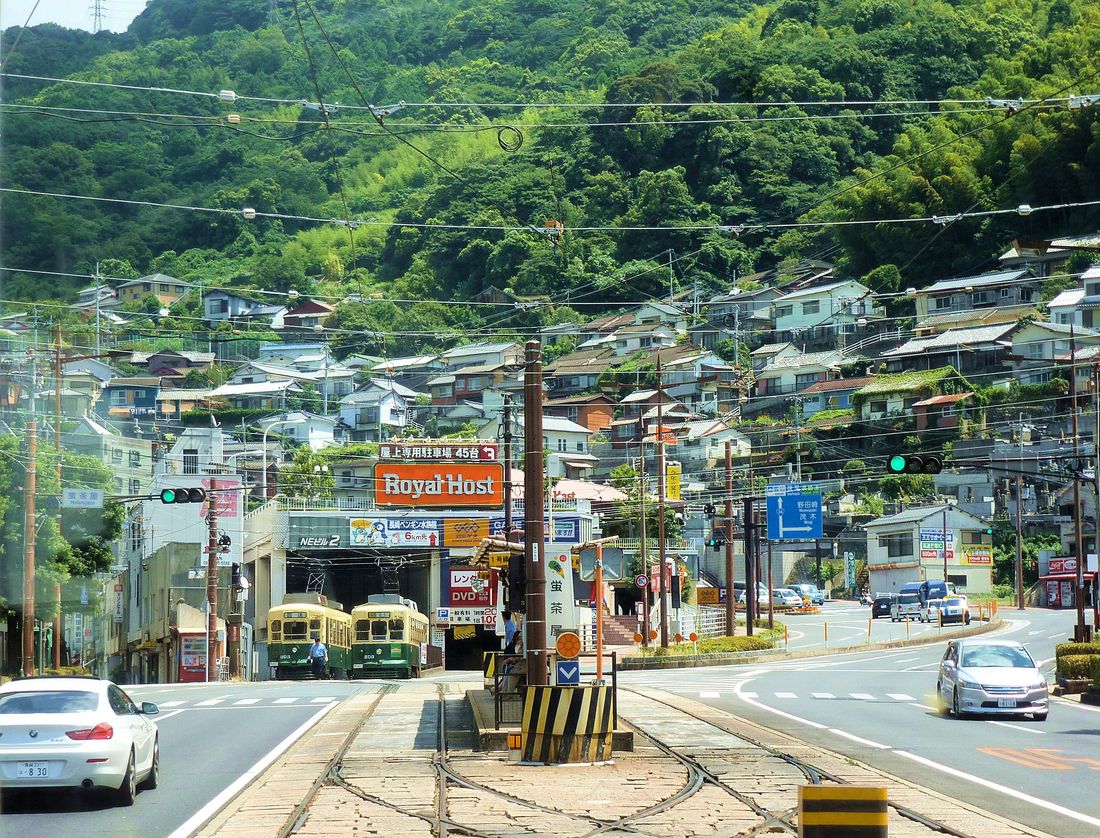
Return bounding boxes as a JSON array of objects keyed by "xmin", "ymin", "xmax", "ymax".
[
  {"xmin": 350, "ymin": 595, "xmax": 430, "ymax": 678},
  {"xmin": 267, "ymin": 594, "xmax": 352, "ymax": 679}
]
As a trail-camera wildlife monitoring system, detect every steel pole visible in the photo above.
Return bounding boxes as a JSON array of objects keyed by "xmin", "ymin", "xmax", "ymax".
[
  {"xmin": 523, "ymin": 341, "xmax": 547, "ymax": 685},
  {"xmin": 206, "ymin": 476, "xmax": 219, "ymax": 681},
  {"xmin": 22, "ymin": 419, "xmax": 37, "ymax": 677},
  {"xmin": 503, "ymin": 395, "xmax": 512, "ymax": 535},
  {"xmin": 595, "ymin": 541, "xmax": 604, "ymax": 681},
  {"xmin": 639, "ymin": 444, "xmax": 650, "ymax": 646},
  {"xmin": 656, "ymin": 359, "xmax": 668, "ymax": 648},
  {"xmin": 743, "ymin": 497, "xmax": 754, "ymax": 636},
  {"xmin": 724, "ymin": 440, "xmax": 735, "ymax": 637},
  {"xmin": 54, "ymin": 324, "xmax": 63, "ymax": 669},
  {"xmin": 1070, "ymin": 327, "xmax": 1090, "ymax": 640}
]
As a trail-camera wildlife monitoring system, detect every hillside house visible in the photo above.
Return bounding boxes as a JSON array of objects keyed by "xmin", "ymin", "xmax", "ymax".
[
  {"xmin": 754, "ymin": 350, "xmax": 845, "ymax": 397},
  {"xmin": 852, "ymin": 368, "xmax": 971, "ymax": 423},
  {"xmin": 799, "ymin": 377, "xmax": 871, "ymax": 419},
  {"xmin": 545, "ymin": 348, "xmax": 617, "ymax": 397},
  {"xmin": 208, "ymin": 379, "xmax": 301, "ymax": 410},
  {"xmin": 100, "ymin": 376, "xmax": 161, "ymax": 419},
  {"xmin": 913, "ymin": 269, "xmax": 1039, "ymax": 321},
  {"xmin": 1006, "ymin": 321, "xmax": 1100, "ymax": 385},
  {"xmin": 544, "ymin": 393, "xmax": 615, "ymax": 432},
  {"xmin": 116, "ymin": 274, "xmax": 191, "ymax": 306},
  {"xmin": 771, "ymin": 280, "xmax": 883, "ymax": 348},
  {"xmin": 338, "ymin": 379, "xmax": 418, "ymax": 441},
  {"xmin": 282, "ymin": 300, "xmax": 334, "ymax": 331}
]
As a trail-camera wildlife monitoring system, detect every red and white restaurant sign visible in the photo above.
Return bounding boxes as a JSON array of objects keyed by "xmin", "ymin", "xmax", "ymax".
[
  {"xmin": 113, "ymin": 583, "xmax": 125, "ymax": 624},
  {"xmin": 449, "ymin": 568, "xmax": 498, "ymax": 608},
  {"xmin": 1049, "ymin": 558, "xmax": 1078, "ymax": 574},
  {"xmin": 379, "ymin": 442, "xmax": 498, "ymax": 462}
]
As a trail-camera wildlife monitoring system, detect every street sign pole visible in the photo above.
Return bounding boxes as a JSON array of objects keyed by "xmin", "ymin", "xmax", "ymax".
[{"xmin": 595, "ymin": 541, "xmax": 603, "ymax": 682}]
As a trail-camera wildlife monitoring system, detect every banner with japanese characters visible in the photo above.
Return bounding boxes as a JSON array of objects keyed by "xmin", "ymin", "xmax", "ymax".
[{"xmin": 544, "ymin": 543, "xmax": 579, "ymax": 638}]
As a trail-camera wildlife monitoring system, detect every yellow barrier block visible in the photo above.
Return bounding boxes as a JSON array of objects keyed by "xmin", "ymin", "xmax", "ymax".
[{"xmin": 799, "ymin": 784, "xmax": 888, "ymax": 838}]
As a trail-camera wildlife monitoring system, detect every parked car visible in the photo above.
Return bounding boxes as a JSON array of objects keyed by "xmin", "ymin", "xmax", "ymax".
[
  {"xmin": 892, "ymin": 591, "xmax": 925, "ymax": 622},
  {"xmin": 937, "ymin": 639, "xmax": 1048, "ymax": 720},
  {"xmin": 0, "ymin": 676, "xmax": 161, "ymax": 803},
  {"xmin": 921, "ymin": 598, "xmax": 943, "ymax": 622},
  {"xmin": 772, "ymin": 588, "xmax": 805, "ymax": 607},
  {"xmin": 871, "ymin": 594, "xmax": 897, "ymax": 619},
  {"xmin": 787, "ymin": 583, "xmax": 825, "ymax": 605},
  {"xmin": 935, "ymin": 596, "xmax": 971, "ymax": 625}
]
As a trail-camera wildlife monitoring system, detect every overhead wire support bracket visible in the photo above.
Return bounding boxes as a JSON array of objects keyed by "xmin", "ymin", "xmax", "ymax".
[
  {"xmin": 367, "ymin": 101, "xmax": 406, "ymax": 121},
  {"xmin": 1068, "ymin": 95, "xmax": 1100, "ymax": 111},
  {"xmin": 985, "ymin": 97, "xmax": 1025, "ymax": 113},
  {"xmin": 300, "ymin": 99, "xmax": 340, "ymax": 116}
]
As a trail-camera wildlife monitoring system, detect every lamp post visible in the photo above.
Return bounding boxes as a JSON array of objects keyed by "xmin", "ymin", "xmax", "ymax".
[{"xmin": 260, "ymin": 419, "xmax": 307, "ymax": 499}]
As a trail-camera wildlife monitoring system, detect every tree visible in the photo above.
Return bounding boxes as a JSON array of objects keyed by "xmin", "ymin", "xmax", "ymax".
[{"xmin": 276, "ymin": 447, "xmax": 335, "ymax": 500}]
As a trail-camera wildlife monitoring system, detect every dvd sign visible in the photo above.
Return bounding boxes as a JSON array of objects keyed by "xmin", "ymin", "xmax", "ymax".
[{"xmin": 449, "ymin": 568, "xmax": 497, "ymax": 608}]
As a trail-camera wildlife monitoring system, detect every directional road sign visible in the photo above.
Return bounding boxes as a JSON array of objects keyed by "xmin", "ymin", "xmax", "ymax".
[
  {"xmin": 62, "ymin": 488, "xmax": 104, "ymax": 509},
  {"xmin": 765, "ymin": 483, "xmax": 823, "ymax": 540},
  {"xmin": 555, "ymin": 659, "xmax": 581, "ymax": 686}
]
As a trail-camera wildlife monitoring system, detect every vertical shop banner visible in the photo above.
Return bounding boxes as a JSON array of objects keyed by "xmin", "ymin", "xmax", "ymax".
[
  {"xmin": 544, "ymin": 544, "xmax": 579, "ymax": 638},
  {"xmin": 665, "ymin": 461, "xmax": 682, "ymax": 501}
]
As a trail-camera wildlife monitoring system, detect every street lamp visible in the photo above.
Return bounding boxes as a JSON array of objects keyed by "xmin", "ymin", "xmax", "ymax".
[{"xmin": 260, "ymin": 419, "xmax": 307, "ymax": 498}]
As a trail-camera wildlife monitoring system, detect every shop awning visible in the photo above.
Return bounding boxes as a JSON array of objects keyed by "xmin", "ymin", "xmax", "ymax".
[{"xmin": 1039, "ymin": 572, "xmax": 1098, "ymax": 581}]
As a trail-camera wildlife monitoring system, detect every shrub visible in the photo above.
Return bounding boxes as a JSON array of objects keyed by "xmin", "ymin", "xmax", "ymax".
[
  {"xmin": 1055, "ymin": 642, "xmax": 1100, "ymax": 659},
  {"xmin": 1056, "ymin": 655, "xmax": 1099, "ymax": 679},
  {"xmin": 697, "ymin": 635, "xmax": 774, "ymax": 654},
  {"xmin": 1093, "ymin": 658, "xmax": 1100, "ymax": 687}
]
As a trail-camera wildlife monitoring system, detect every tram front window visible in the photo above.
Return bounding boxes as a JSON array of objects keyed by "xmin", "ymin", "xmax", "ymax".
[
  {"xmin": 283, "ymin": 620, "xmax": 307, "ymax": 640},
  {"xmin": 370, "ymin": 619, "xmax": 388, "ymax": 641}
]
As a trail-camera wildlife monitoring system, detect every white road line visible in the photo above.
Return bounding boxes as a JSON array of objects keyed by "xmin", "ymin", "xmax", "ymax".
[
  {"xmin": 153, "ymin": 710, "xmax": 186, "ymax": 721},
  {"xmin": 895, "ymin": 750, "xmax": 1100, "ymax": 829},
  {"xmin": 774, "ymin": 692, "xmax": 797, "ymax": 699},
  {"xmin": 985, "ymin": 720, "xmax": 1044, "ymax": 735},
  {"xmin": 158, "ymin": 700, "xmax": 185, "ymax": 707},
  {"xmin": 903, "ymin": 662, "xmax": 940, "ymax": 671},
  {"xmin": 233, "ymin": 698, "xmax": 261, "ymax": 705},
  {"xmin": 827, "ymin": 728, "xmax": 890, "ymax": 749},
  {"xmin": 850, "ymin": 693, "xmax": 876, "ymax": 701},
  {"xmin": 311, "ymin": 696, "xmax": 336, "ymax": 703},
  {"xmin": 1049, "ymin": 632, "xmax": 1067, "ymax": 639},
  {"xmin": 273, "ymin": 697, "xmax": 299, "ymax": 704},
  {"xmin": 734, "ymin": 681, "xmax": 827, "ymax": 729},
  {"xmin": 811, "ymin": 692, "xmax": 835, "ymax": 699},
  {"xmin": 894, "ymin": 657, "xmax": 918, "ymax": 664},
  {"xmin": 166, "ymin": 701, "xmax": 338, "ymax": 838},
  {"xmin": 741, "ymin": 691, "xmax": 758, "ymax": 699},
  {"xmin": 911, "ymin": 703, "xmax": 938, "ymax": 711},
  {"xmin": 1052, "ymin": 696, "xmax": 1100, "ymax": 714},
  {"xmin": 699, "ymin": 691, "xmax": 721, "ymax": 698},
  {"xmin": 887, "ymin": 693, "xmax": 916, "ymax": 702},
  {"xmin": 194, "ymin": 699, "xmax": 224, "ymax": 706},
  {"xmin": 1027, "ymin": 630, "xmax": 1043, "ymax": 635}
]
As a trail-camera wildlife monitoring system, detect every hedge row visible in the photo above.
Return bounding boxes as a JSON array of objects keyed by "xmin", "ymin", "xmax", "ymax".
[
  {"xmin": 1057, "ymin": 655, "xmax": 1098, "ymax": 679},
  {"xmin": 1055, "ymin": 642, "xmax": 1100, "ymax": 659}
]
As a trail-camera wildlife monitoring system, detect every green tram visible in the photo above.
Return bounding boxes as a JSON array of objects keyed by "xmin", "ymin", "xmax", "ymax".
[
  {"xmin": 350, "ymin": 595, "xmax": 430, "ymax": 678},
  {"xmin": 267, "ymin": 593, "xmax": 352, "ymax": 680}
]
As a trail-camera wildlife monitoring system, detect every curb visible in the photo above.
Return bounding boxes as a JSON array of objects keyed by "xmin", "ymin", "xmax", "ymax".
[{"xmin": 619, "ymin": 619, "xmax": 1003, "ymax": 670}]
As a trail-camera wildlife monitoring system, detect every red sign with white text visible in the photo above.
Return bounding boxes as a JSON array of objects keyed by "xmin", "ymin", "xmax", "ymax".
[{"xmin": 449, "ymin": 568, "xmax": 498, "ymax": 608}]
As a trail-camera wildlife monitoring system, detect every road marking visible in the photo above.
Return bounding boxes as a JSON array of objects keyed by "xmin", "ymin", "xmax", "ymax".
[
  {"xmin": 850, "ymin": 693, "xmax": 876, "ymax": 701},
  {"xmin": 154, "ymin": 710, "xmax": 186, "ymax": 721},
  {"xmin": 234, "ymin": 698, "xmax": 261, "ymax": 705},
  {"xmin": 166, "ymin": 701, "xmax": 338, "ymax": 838},
  {"xmin": 311, "ymin": 696, "xmax": 336, "ymax": 703},
  {"xmin": 273, "ymin": 697, "xmax": 299, "ymax": 704},
  {"xmin": 699, "ymin": 691, "xmax": 721, "ymax": 698},
  {"xmin": 1052, "ymin": 696, "xmax": 1100, "ymax": 714},
  {"xmin": 898, "ymin": 751, "xmax": 1100, "ymax": 828},
  {"xmin": 158, "ymin": 700, "xmax": 185, "ymax": 707},
  {"xmin": 828, "ymin": 728, "xmax": 890, "ymax": 749},
  {"xmin": 985, "ymin": 720, "xmax": 1044, "ymax": 735},
  {"xmin": 887, "ymin": 693, "xmax": 915, "ymax": 702},
  {"xmin": 1028, "ymin": 630, "xmax": 1043, "ymax": 635},
  {"xmin": 894, "ymin": 657, "xmax": 918, "ymax": 664},
  {"xmin": 902, "ymin": 662, "xmax": 940, "ymax": 671},
  {"xmin": 977, "ymin": 747, "xmax": 1076, "ymax": 770},
  {"xmin": 1049, "ymin": 632, "xmax": 1067, "ymax": 639},
  {"xmin": 734, "ymin": 681, "xmax": 827, "ymax": 729},
  {"xmin": 774, "ymin": 692, "xmax": 797, "ymax": 699},
  {"xmin": 811, "ymin": 692, "xmax": 835, "ymax": 699},
  {"xmin": 912, "ymin": 703, "xmax": 938, "ymax": 711},
  {"xmin": 195, "ymin": 699, "xmax": 225, "ymax": 706}
]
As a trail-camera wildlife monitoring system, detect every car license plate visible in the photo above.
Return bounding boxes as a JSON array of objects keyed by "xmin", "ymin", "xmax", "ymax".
[
  {"xmin": 997, "ymin": 698, "xmax": 1017, "ymax": 708},
  {"xmin": 16, "ymin": 761, "xmax": 50, "ymax": 778}
]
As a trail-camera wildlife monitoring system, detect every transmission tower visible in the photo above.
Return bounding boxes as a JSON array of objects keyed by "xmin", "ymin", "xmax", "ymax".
[{"xmin": 91, "ymin": 0, "xmax": 106, "ymax": 34}]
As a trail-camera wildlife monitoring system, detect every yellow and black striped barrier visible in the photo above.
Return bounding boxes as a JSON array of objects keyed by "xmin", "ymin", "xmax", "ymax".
[
  {"xmin": 483, "ymin": 652, "xmax": 499, "ymax": 688},
  {"xmin": 799, "ymin": 784, "xmax": 887, "ymax": 837},
  {"xmin": 521, "ymin": 684, "xmax": 614, "ymax": 764}
]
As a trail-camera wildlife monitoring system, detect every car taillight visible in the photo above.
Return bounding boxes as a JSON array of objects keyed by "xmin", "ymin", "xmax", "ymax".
[{"xmin": 66, "ymin": 723, "xmax": 114, "ymax": 740}]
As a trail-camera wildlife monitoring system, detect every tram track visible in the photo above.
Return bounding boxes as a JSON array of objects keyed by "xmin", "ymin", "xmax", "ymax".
[{"xmin": 620, "ymin": 686, "xmax": 977, "ymax": 838}]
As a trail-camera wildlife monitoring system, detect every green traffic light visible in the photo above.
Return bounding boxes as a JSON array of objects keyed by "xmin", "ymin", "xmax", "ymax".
[
  {"xmin": 160, "ymin": 488, "xmax": 177, "ymax": 503},
  {"xmin": 887, "ymin": 455, "xmax": 907, "ymax": 473}
]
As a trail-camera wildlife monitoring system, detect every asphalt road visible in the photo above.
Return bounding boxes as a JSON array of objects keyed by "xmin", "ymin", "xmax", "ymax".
[
  {"xmin": 624, "ymin": 607, "xmax": 1100, "ymax": 836},
  {"xmin": 0, "ymin": 678, "xmax": 376, "ymax": 838},
  {"xmin": 764, "ymin": 598, "xmax": 973, "ymax": 650}
]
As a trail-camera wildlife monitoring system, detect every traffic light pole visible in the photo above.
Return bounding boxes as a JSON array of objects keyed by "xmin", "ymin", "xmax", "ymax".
[{"xmin": 206, "ymin": 475, "xmax": 219, "ymax": 682}]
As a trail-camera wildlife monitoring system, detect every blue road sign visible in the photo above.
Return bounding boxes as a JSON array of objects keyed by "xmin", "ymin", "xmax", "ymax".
[
  {"xmin": 555, "ymin": 659, "xmax": 580, "ymax": 686},
  {"xmin": 766, "ymin": 486, "xmax": 823, "ymax": 540}
]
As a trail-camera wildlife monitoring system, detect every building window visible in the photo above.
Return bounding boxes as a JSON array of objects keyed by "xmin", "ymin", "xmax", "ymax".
[
  {"xmin": 934, "ymin": 296, "xmax": 952, "ymax": 310},
  {"xmin": 112, "ymin": 449, "xmax": 123, "ymax": 463},
  {"xmin": 1020, "ymin": 288, "xmax": 1034, "ymax": 303},
  {"xmin": 869, "ymin": 400, "xmax": 887, "ymax": 414},
  {"xmin": 565, "ymin": 407, "xmax": 579, "ymax": 422},
  {"xmin": 576, "ymin": 441, "xmax": 585, "ymax": 452},
  {"xmin": 182, "ymin": 448, "xmax": 199, "ymax": 475},
  {"xmin": 558, "ymin": 439, "xmax": 567, "ymax": 452},
  {"xmin": 142, "ymin": 282, "xmax": 151, "ymax": 292},
  {"xmin": 1000, "ymin": 288, "xmax": 1011, "ymax": 299},
  {"xmin": 962, "ymin": 530, "xmax": 989, "ymax": 546},
  {"xmin": 212, "ymin": 299, "xmax": 229, "ymax": 314},
  {"xmin": 802, "ymin": 300, "xmax": 820, "ymax": 315},
  {"xmin": 129, "ymin": 478, "xmax": 141, "ymax": 494},
  {"xmin": 879, "ymin": 533, "xmax": 914, "ymax": 558},
  {"xmin": 129, "ymin": 451, "xmax": 141, "ymax": 468},
  {"xmin": 775, "ymin": 305, "xmax": 794, "ymax": 318},
  {"xmin": 110, "ymin": 390, "xmax": 128, "ymax": 406},
  {"xmin": 795, "ymin": 373, "xmax": 819, "ymax": 389}
]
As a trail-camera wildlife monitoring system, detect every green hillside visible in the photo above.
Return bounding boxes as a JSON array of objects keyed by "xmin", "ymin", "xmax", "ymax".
[{"xmin": 1, "ymin": 0, "xmax": 1098, "ymax": 353}]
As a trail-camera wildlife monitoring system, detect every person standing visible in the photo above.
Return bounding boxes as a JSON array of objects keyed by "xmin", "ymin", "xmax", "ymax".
[
  {"xmin": 501, "ymin": 611, "xmax": 518, "ymax": 654},
  {"xmin": 309, "ymin": 635, "xmax": 328, "ymax": 679}
]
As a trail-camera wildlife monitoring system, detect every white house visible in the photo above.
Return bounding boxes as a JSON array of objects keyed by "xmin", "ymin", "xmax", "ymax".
[
  {"xmin": 542, "ymin": 416, "xmax": 595, "ymax": 478},
  {"xmin": 609, "ymin": 322, "xmax": 679, "ymax": 356},
  {"xmin": 227, "ymin": 360, "xmax": 356, "ymax": 403},
  {"xmin": 1007, "ymin": 321, "xmax": 1100, "ymax": 385},
  {"xmin": 262, "ymin": 410, "xmax": 337, "ymax": 451},
  {"xmin": 204, "ymin": 290, "xmax": 265, "ymax": 326},
  {"xmin": 440, "ymin": 342, "xmax": 523, "ymax": 371},
  {"xmin": 772, "ymin": 280, "xmax": 881, "ymax": 344},
  {"xmin": 1046, "ymin": 266, "xmax": 1100, "ymax": 330},
  {"xmin": 754, "ymin": 350, "xmax": 845, "ymax": 397},
  {"xmin": 864, "ymin": 504, "xmax": 993, "ymax": 595},
  {"xmin": 338, "ymin": 379, "xmax": 418, "ymax": 441}
]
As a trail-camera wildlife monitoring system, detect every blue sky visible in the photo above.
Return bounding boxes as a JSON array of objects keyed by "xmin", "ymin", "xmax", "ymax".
[{"xmin": 2, "ymin": 1, "xmax": 148, "ymax": 33}]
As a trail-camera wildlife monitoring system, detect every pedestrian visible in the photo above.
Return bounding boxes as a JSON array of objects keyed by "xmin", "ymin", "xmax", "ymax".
[
  {"xmin": 501, "ymin": 610, "xmax": 518, "ymax": 654},
  {"xmin": 309, "ymin": 635, "xmax": 328, "ymax": 680}
]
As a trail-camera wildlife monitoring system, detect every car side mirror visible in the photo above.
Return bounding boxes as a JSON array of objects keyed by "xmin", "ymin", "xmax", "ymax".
[{"xmin": 140, "ymin": 702, "xmax": 160, "ymax": 715}]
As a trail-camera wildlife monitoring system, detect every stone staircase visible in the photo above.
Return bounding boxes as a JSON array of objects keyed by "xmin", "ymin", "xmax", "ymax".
[{"xmin": 601, "ymin": 614, "xmax": 641, "ymax": 646}]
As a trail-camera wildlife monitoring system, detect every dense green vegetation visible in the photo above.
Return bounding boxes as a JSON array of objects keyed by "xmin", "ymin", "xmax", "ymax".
[{"xmin": 2, "ymin": 0, "xmax": 1099, "ymax": 354}]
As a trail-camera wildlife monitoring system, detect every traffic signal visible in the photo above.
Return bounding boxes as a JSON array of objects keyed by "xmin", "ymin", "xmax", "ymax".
[
  {"xmin": 705, "ymin": 532, "xmax": 726, "ymax": 552},
  {"xmin": 231, "ymin": 563, "xmax": 241, "ymax": 587},
  {"xmin": 703, "ymin": 503, "xmax": 716, "ymax": 516},
  {"xmin": 159, "ymin": 487, "xmax": 207, "ymax": 504},
  {"xmin": 507, "ymin": 551, "xmax": 526, "ymax": 611},
  {"xmin": 885, "ymin": 454, "xmax": 942, "ymax": 475}
]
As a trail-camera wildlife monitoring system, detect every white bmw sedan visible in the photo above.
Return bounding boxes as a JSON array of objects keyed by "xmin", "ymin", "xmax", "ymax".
[
  {"xmin": 937, "ymin": 639, "xmax": 1048, "ymax": 721},
  {"xmin": 0, "ymin": 677, "xmax": 160, "ymax": 804}
]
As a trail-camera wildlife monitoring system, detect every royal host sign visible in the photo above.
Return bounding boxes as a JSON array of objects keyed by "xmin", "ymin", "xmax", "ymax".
[{"xmin": 374, "ymin": 463, "xmax": 504, "ymax": 508}]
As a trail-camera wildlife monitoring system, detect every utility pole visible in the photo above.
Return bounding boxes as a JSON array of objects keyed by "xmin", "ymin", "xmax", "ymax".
[
  {"xmin": 523, "ymin": 341, "xmax": 547, "ymax": 685},
  {"xmin": 656, "ymin": 358, "xmax": 669, "ymax": 648},
  {"xmin": 639, "ymin": 444, "xmax": 650, "ymax": 647},
  {"xmin": 206, "ymin": 476, "xmax": 220, "ymax": 682},
  {"xmin": 503, "ymin": 395, "xmax": 513, "ymax": 535},
  {"xmin": 724, "ymin": 440, "xmax": 735, "ymax": 637},
  {"xmin": 22, "ymin": 416, "xmax": 37, "ymax": 677},
  {"xmin": 1016, "ymin": 414, "xmax": 1026, "ymax": 611},
  {"xmin": 94, "ymin": 261, "xmax": 101, "ymax": 356},
  {"xmin": 743, "ymin": 497, "xmax": 755, "ymax": 636},
  {"xmin": 53, "ymin": 324, "xmax": 63, "ymax": 669},
  {"xmin": 1069, "ymin": 327, "xmax": 1090, "ymax": 641},
  {"xmin": 1094, "ymin": 363, "xmax": 1100, "ymax": 627}
]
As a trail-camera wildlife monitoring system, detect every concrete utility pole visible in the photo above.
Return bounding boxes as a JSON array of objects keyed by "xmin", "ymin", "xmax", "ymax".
[
  {"xmin": 724, "ymin": 440, "xmax": 735, "ymax": 637},
  {"xmin": 22, "ymin": 416, "xmax": 37, "ymax": 677},
  {"xmin": 503, "ymin": 395, "xmax": 513, "ymax": 535},
  {"xmin": 743, "ymin": 497, "xmax": 755, "ymax": 636},
  {"xmin": 53, "ymin": 324, "xmax": 63, "ymax": 669},
  {"xmin": 206, "ymin": 476, "xmax": 220, "ymax": 681},
  {"xmin": 656, "ymin": 358, "xmax": 669, "ymax": 648},
  {"xmin": 639, "ymin": 444, "xmax": 650, "ymax": 647},
  {"xmin": 1069, "ymin": 327, "xmax": 1091, "ymax": 641},
  {"xmin": 1016, "ymin": 415, "xmax": 1026, "ymax": 611},
  {"xmin": 523, "ymin": 341, "xmax": 547, "ymax": 686}
]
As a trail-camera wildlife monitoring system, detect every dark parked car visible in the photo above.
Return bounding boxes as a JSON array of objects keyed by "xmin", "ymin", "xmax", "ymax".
[{"xmin": 872, "ymin": 593, "xmax": 897, "ymax": 619}]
